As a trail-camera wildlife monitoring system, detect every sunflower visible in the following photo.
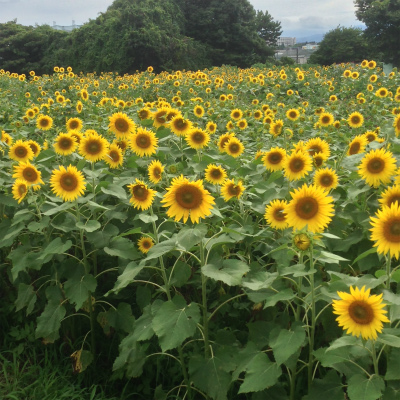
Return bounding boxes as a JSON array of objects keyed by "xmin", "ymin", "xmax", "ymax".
[
  {"xmin": 332, "ymin": 286, "xmax": 389, "ymax": 340},
  {"xmin": 170, "ymin": 116, "xmax": 193, "ymax": 137},
  {"xmin": 13, "ymin": 162, "xmax": 43, "ymax": 186},
  {"xmin": 236, "ymin": 119, "xmax": 248, "ymax": 130},
  {"xmin": 378, "ymin": 185, "xmax": 400, "ymax": 208},
  {"xmin": 221, "ymin": 179, "xmax": 245, "ymax": 201},
  {"xmin": 217, "ymin": 132, "xmax": 235, "ymax": 153},
  {"xmin": 12, "ymin": 179, "xmax": 29, "ymax": 203},
  {"xmin": 264, "ymin": 199, "xmax": 288, "ymax": 230},
  {"xmin": 8, "ymin": 140, "xmax": 34, "ymax": 162},
  {"xmin": 193, "ymin": 105, "xmax": 205, "ymax": 118},
  {"xmin": 25, "ymin": 108, "xmax": 36, "ymax": 119},
  {"xmin": 80, "ymin": 89, "xmax": 89, "ymax": 101},
  {"xmin": 305, "ymin": 137, "xmax": 330, "ymax": 158},
  {"xmin": 161, "ymin": 175, "xmax": 215, "ymax": 223},
  {"xmin": 269, "ymin": 120, "xmax": 284, "ymax": 137},
  {"xmin": 262, "ymin": 147, "xmax": 287, "ymax": 171},
  {"xmin": 76, "ymin": 100, "xmax": 83, "ymax": 113},
  {"xmin": 358, "ymin": 148, "xmax": 397, "ymax": 188},
  {"xmin": 36, "ymin": 114, "xmax": 53, "ymax": 131},
  {"xmin": 127, "ymin": 179, "xmax": 156, "ymax": 211},
  {"xmin": 283, "ymin": 151, "xmax": 313, "ymax": 181},
  {"xmin": 293, "ymin": 232, "xmax": 311, "ymax": 251},
  {"xmin": 50, "ymin": 165, "xmax": 86, "ymax": 202},
  {"xmin": 348, "ymin": 112, "xmax": 364, "ymax": 128},
  {"xmin": 225, "ymin": 137, "xmax": 244, "ymax": 158},
  {"xmin": 137, "ymin": 107, "xmax": 153, "ymax": 120},
  {"xmin": 79, "ymin": 131, "xmax": 109, "ymax": 162},
  {"xmin": 54, "ymin": 133, "xmax": 78, "ymax": 156},
  {"xmin": 319, "ymin": 112, "xmax": 334, "ymax": 127},
  {"xmin": 286, "ymin": 108, "xmax": 300, "ymax": 121},
  {"xmin": 104, "ymin": 143, "xmax": 123, "ymax": 168},
  {"xmin": 375, "ymin": 87, "xmax": 388, "ymax": 98},
  {"xmin": 186, "ymin": 128, "xmax": 210, "ymax": 150},
  {"xmin": 27, "ymin": 140, "xmax": 41, "ymax": 157},
  {"xmin": 1, "ymin": 131, "xmax": 13, "ymax": 146},
  {"xmin": 130, "ymin": 128, "xmax": 158, "ymax": 157},
  {"xmin": 313, "ymin": 167, "xmax": 339, "ymax": 191},
  {"xmin": 393, "ymin": 115, "xmax": 400, "ymax": 137},
  {"xmin": 347, "ymin": 135, "xmax": 368, "ymax": 155},
  {"xmin": 285, "ymin": 184, "xmax": 334, "ymax": 233},
  {"xmin": 108, "ymin": 112, "xmax": 136, "ymax": 138},
  {"xmin": 148, "ymin": 160, "xmax": 164, "ymax": 184},
  {"xmin": 153, "ymin": 107, "xmax": 170, "ymax": 128},
  {"xmin": 137, "ymin": 237, "xmax": 154, "ymax": 254},
  {"xmin": 204, "ymin": 164, "xmax": 227, "ymax": 185},
  {"xmin": 206, "ymin": 121, "xmax": 217, "ymax": 134},
  {"xmin": 370, "ymin": 203, "xmax": 400, "ymax": 259},
  {"xmin": 66, "ymin": 118, "xmax": 82, "ymax": 133},
  {"xmin": 312, "ymin": 153, "xmax": 327, "ymax": 168}
]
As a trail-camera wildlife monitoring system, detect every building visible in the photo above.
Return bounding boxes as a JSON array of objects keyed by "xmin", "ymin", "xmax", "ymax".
[
  {"xmin": 51, "ymin": 20, "xmax": 82, "ymax": 32},
  {"xmin": 302, "ymin": 44, "xmax": 319, "ymax": 50},
  {"xmin": 277, "ymin": 37, "xmax": 296, "ymax": 47}
]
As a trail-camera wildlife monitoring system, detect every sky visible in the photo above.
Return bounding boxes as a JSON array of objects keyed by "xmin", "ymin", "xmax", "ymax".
[{"xmin": 0, "ymin": 0, "xmax": 365, "ymax": 40}]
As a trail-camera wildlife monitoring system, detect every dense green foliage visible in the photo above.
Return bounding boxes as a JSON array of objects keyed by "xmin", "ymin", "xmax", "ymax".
[
  {"xmin": 355, "ymin": 0, "xmax": 400, "ymax": 67},
  {"xmin": 308, "ymin": 26, "xmax": 370, "ymax": 66},
  {"xmin": 0, "ymin": 0, "xmax": 281, "ymax": 74}
]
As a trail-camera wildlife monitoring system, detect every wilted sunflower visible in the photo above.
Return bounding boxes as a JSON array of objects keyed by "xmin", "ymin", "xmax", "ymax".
[
  {"xmin": 286, "ymin": 108, "xmax": 300, "ymax": 121},
  {"xmin": 54, "ymin": 133, "xmax": 78, "ymax": 156},
  {"xmin": 283, "ymin": 151, "xmax": 313, "ymax": 181},
  {"xmin": 264, "ymin": 199, "xmax": 289, "ymax": 230},
  {"xmin": 170, "ymin": 115, "xmax": 193, "ymax": 136},
  {"xmin": 108, "ymin": 112, "xmax": 135, "ymax": 138},
  {"xmin": 204, "ymin": 164, "xmax": 227, "ymax": 185},
  {"xmin": 285, "ymin": 184, "xmax": 334, "ymax": 233},
  {"xmin": 347, "ymin": 135, "xmax": 368, "ymax": 155},
  {"xmin": 130, "ymin": 128, "xmax": 158, "ymax": 157},
  {"xmin": 225, "ymin": 137, "xmax": 244, "ymax": 158},
  {"xmin": 332, "ymin": 286, "xmax": 389, "ymax": 340},
  {"xmin": 319, "ymin": 112, "xmax": 334, "ymax": 127},
  {"xmin": 358, "ymin": 148, "xmax": 397, "ymax": 188},
  {"xmin": 50, "ymin": 165, "xmax": 86, "ymax": 202},
  {"xmin": 9, "ymin": 140, "xmax": 34, "ymax": 162},
  {"xmin": 348, "ymin": 112, "xmax": 364, "ymax": 128},
  {"xmin": 378, "ymin": 185, "xmax": 400, "ymax": 208},
  {"xmin": 305, "ymin": 137, "xmax": 330, "ymax": 158},
  {"xmin": 13, "ymin": 162, "xmax": 43, "ymax": 186},
  {"xmin": 370, "ymin": 203, "xmax": 400, "ymax": 259},
  {"xmin": 36, "ymin": 114, "xmax": 53, "ymax": 131},
  {"xmin": 104, "ymin": 143, "xmax": 123, "ymax": 169},
  {"xmin": 313, "ymin": 167, "xmax": 339, "ymax": 191},
  {"xmin": 79, "ymin": 131, "xmax": 109, "ymax": 162},
  {"xmin": 262, "ymin": 147, "xmax": 286, "ymax": 171},
  {"xmin": 186, "ymin": 128, "xmax": 210, "ymax": 150},
  {"xmin": 127, "ymin": 179, "xmax": 156, "ymax": 211},
  {"xmin": 148, "ymin": 160, "xmax": 164, "ymax": 184},
  {"xmin": 221, "ymin": 179, "xmax": 245, "ymax": 201},
  {"xmin": 137, "ymin": 236, "xmax": 154, "ymax": 254},
  {"xmin": 161, "ymin": 175, "xmax": 215, "ymax": 223},
  {"xmin": 12, "ymin": 179, "xmax": 28, "ymax": 203}
]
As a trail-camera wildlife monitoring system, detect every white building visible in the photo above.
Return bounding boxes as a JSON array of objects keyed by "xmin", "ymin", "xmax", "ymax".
[{"xmin": 277, "ymin": 37, "xmax": 296, "ymax": 47}]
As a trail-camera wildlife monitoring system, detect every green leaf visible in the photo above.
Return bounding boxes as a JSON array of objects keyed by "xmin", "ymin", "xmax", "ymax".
[
  {"xmin": 145, "ymin": 239, "xmax": 176, "ymax": 261},
  {"xmin": 108, "ymin": 261, "xmax": 144, "ymax": 294},
  {"xmin": 101, "ymin": 183, "xmax": 127, "ymax": 200},
  {"xmin": 189, "ymin": 355, "xmax": 231, "ymax": 400},
  {"xmin": 152, "ymin": 296, "xmax": 200, "ymax": 351},
  {"xmin": 0, "ymin": 220, "xmax": 25, "ymax": 248},
  {"xmin": 204, "ymin": 233, "xmax": 236, "ymax": 251},
  {"xmin": 318, "ymin": 250, "xmax": 349, "ymax": 263},
  {"xmin": 38, "ymin": 237, "xmax": 72, "ymax": 260},
  {"xmin": 27, "ymin": 216, "xmax": 51, "ymax": 233},
  {"xmin": 326, "ymin": 335, "xmax": 360, "ymax": 351},
  {"xmin": 76, "ymin": 220, "xmax": 101, "ymax": 232},
  {"xmin": 238, "ymin": 352, "xmax": 281, "ymax": 393},
  {"xmin": 352, "ymin": 248, "xmax": 377, "ymax": 265},
  {"xmin": 202, "ymin": 259, "xmax": 249, "ymax": 286},
  {"xmin": 104, "ymin": 237, "xmax": 139, "ymax": 260},
  {"xmin": 263, "ymin": 289, "xmax": 295, "ymax": 308},
  {"xmin": 242, "ymin": 271, "xmax": 278, "ymax": 291},
  {"xmin": 15, "ymin": 283, "xmax": 36, "ymax": 315},
  {"xmin": 97, "ymin": 303, "xmax": 135, "ymax": 334},
  {"xmin": 175, "ymin": 224, "xmax": 207, "ymax": 250},
  {"xmin": 8, "ymin": 245, "xmax": 47, "ymax": 281},
  {"xmin": 303, "ymin": 370, "xmax": 344, "ymax": 400},
  {"xmin": 347, "ymin": 374, "xmax": 385, "ymax": 400},
  {"xmin": 112, "ymin": 341, "xmax": 146, "ymax": 378},
  {"xmin": 269, "ymin": 323, "xmax": 306, "ymax": 366},
  {"xmin": 64, "ymin": 268, "xmax": 97, "ymax": 311},
  {"xmin": 377, "ymin": 333, "xmax": 400, "ymax": 348},
  {"xmin": 385, "ymin": 348, "xmax": 400, "ymax": 380},
  {"xmin": 42, "ymin": 201, "xmax": 74, "ymax": 216}
]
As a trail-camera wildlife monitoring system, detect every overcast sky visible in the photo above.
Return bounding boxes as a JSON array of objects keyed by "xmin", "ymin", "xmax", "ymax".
[{"xmin": 0, "ymin": 0, "xmax": 365, "ymax": 40}]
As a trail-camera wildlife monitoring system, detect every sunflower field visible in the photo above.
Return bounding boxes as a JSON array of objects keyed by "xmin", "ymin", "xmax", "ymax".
[{"xmin": 1, "ymin": 62, "xmax": 400, "ymax": 400}]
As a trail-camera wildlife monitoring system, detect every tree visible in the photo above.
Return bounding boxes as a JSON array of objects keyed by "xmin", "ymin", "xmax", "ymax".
[
  {"xmin": 254, "ymin": 10, "xmax": 282, "ymax": 45},
  {"xmin": 355, "ymin": 0, "xmax": 400, "ymax": 67},
  {"xmin": 308, "ymin": 26, "xmax": 370, "ymax": 66}
]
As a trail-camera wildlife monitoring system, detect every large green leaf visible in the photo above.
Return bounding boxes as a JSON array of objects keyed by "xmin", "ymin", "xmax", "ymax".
[
  {"xmin": 97, "ymin": 302, "xmax": 135, "ymax": 334},
  {"xmin": 76, "ymin": 219, "xmax": 101, "ymax": 232},
  {"xmin": 38, "ymin": 237, "xmax": 72, "ymax": 260},
  {"xmin": 108, "ymin": 261, "xmax": 144, "ymax": 294},
  {"xmin": 152, "ymin": 296, "xmax": 200, "ymax": 351},
  {"xmin": 385, "ymin": 348, "xmax": 400, "ymax": 380},
  {"xmin": 303, "ymin": 370, "xmax": 344, "ymax": 400},
  {"xmin": 175, "ymin": 224, "xmax": 207, "ymax": 250},
  {"xmin": 202, "ymin": 259, "xmax": 249, "ymax": 286},
  {"xmin": 64, "ymin": 268, "xmax": 97, "ymax": 311},
  {"xmin": 377, "ymin": 333, "xmax": 400, "ymax": 348},
  {"xmin": 238, "ymin": 352, "xmax": 281, "ymax": 393},
  {"xmin": 269, "ymin": 323, "xmax": 306, "ymax": 366},
  {"xmin": 347, "ymin": 374, "xmax": 385, "ymax": 400},
  {"xmin": 242, "ymin": 271, "xmax": 278, "ymax": 291},
  {"xmin": 0, "ymin": 220, "xmax": 25, "ymax": 248},
  {"xmin": 8, "ymin": 245, "xmax": 48, "ymax": 281},
  {"xmin": 112, "ymin": 341, "xmax": 147, "ymax": 378},
  {"xmin": 101, "ymin": 183, "xmax": 128, "ymax": 200},
  {"xmin": 189, "ymin": 355, "xmax": 231, "ymax": 400},
  {"xmin": 15, "ymin": 283, "xmax": 36, "ymax": 315},
  {"xmin": 104, "ymin": 237, "xmax": 139, "ymax": 260}
]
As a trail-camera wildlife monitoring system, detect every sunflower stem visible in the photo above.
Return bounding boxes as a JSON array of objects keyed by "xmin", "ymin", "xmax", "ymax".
[
  {"xmin": 371, "ymin": 341, "xmax": 379, "ymax": 376},
  {"xmin": 307, "ymin": 244, "xmax": 316, "ymax": 392},
  {"xmin": 386, "ymin": 256, "xmax": 392, "ymax": 290},
  {"xmin": 200, "ymin": 240, "xmax": 210, "ymax": 359}
]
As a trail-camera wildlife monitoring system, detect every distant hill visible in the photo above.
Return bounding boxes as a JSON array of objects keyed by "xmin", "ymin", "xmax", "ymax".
[{"xmin": 296, "ymin": 33, "xmax": 325, "ymax": 43}]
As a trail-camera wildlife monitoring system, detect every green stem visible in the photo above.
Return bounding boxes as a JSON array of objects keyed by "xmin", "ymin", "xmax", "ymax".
[
  {"xmin": 386, "ymin": 256, "xmax": 392, "ymax": 290},
  {"xmin": 200, "ymin": 240, "xmax": 210, "ymax": 359},
  {"xmin": 295, "ymin": 253, "xmax": 304, "ymax": 322},
  {"xmin": 371, "ymin": 341, "xmax": 379, "ymax": 376},
  {"xmin": 307, "ymin": 245, "xmax": 316, "ymax": 392}
]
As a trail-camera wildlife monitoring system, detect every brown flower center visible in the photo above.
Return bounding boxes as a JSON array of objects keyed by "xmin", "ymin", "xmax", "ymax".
[
  {"xmin": 349, "ymin": 142, "xmax": 361, "ymax": 155},
  {"xmin": 367, "ymin": 157, "xmax": 384, "ymax": 174},
  {"xmin": 211, "ymin": 169, "xmax": 222, "ymax": 179},
  {"xmin": 289, "ymin": 157, "xmax": 305, "ymax": 172},
  {"xmin": 86, "ymin": 140, "xmax": 102, "ymax": 155},
  {"xmin": 348, "ymin": 301, "xmax": 374, "ymax": 325},
  {"xmin": 69, "ymin": 120, "xmax": 80, "ymax": 130},
  {"xmin": 40, "ymin": 118, "xmax": 49, "ymax": 127},
  {"xmin": 176, "ymin": 185, "xmax": 202, "ymax": 209},
  {"xmin": 115, "ymin": 118, "xmax": 129, "ymax": 132},
  {"xmin": 15, "ymin": 146, "xmax": 28, "ymax": 157},
  {"xmin": 60, "ymin": 138, "xmax": 73, "ymax": 149},
  {"xmin": 109, "ymin": 150, "xmax": 120, "ymax": 162},
  {"xmin": 273, "ymin": 207, "xmax": 286, "ymax": 221},
  {"xmin": 228, "ymin": 184, "xmax": 240, "ymax": 196},
  {"xmin": 268, "ymin": 152, "xmax": 283, "ymax": 164},
  {"xmin": 136, "ymin": 134, "xmax": 151, "ymax": 149},
  {"xmin": 320, "ymin": 173, "xmax": 333, "ymax": 187},
  {"xmin": 228, "ymin": 143, "xmax": 240, "ymax": 154},
  {"xmin": 18, "ymin": 183, "xmax": 27, "ymax": 195},
  {"xmin": 132, "ymin": 185, "xmax": 148, "ymax": 201},
  {"xmin": 192, "ymin": 131, "xmax": 205, "ymax": 144},
  {"xmin": 351, "ymin": 116, "xmax": 361, "ymax": 125},
  {"xmin": 23, "ymin": 167, "xmax": 38, "ymax": 182},
  {"xmin": 60, "ymin": 173, "xmax": 78, "ymax": 191},
  {"xmin": 295, "ymin": 197, "xmax": 318, "ymax": 219}
]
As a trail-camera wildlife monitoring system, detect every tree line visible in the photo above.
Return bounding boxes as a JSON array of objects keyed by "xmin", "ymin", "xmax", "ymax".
[{"xmin": 0, "ymin": 0, "xmax": 282, "ymax": 75}]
